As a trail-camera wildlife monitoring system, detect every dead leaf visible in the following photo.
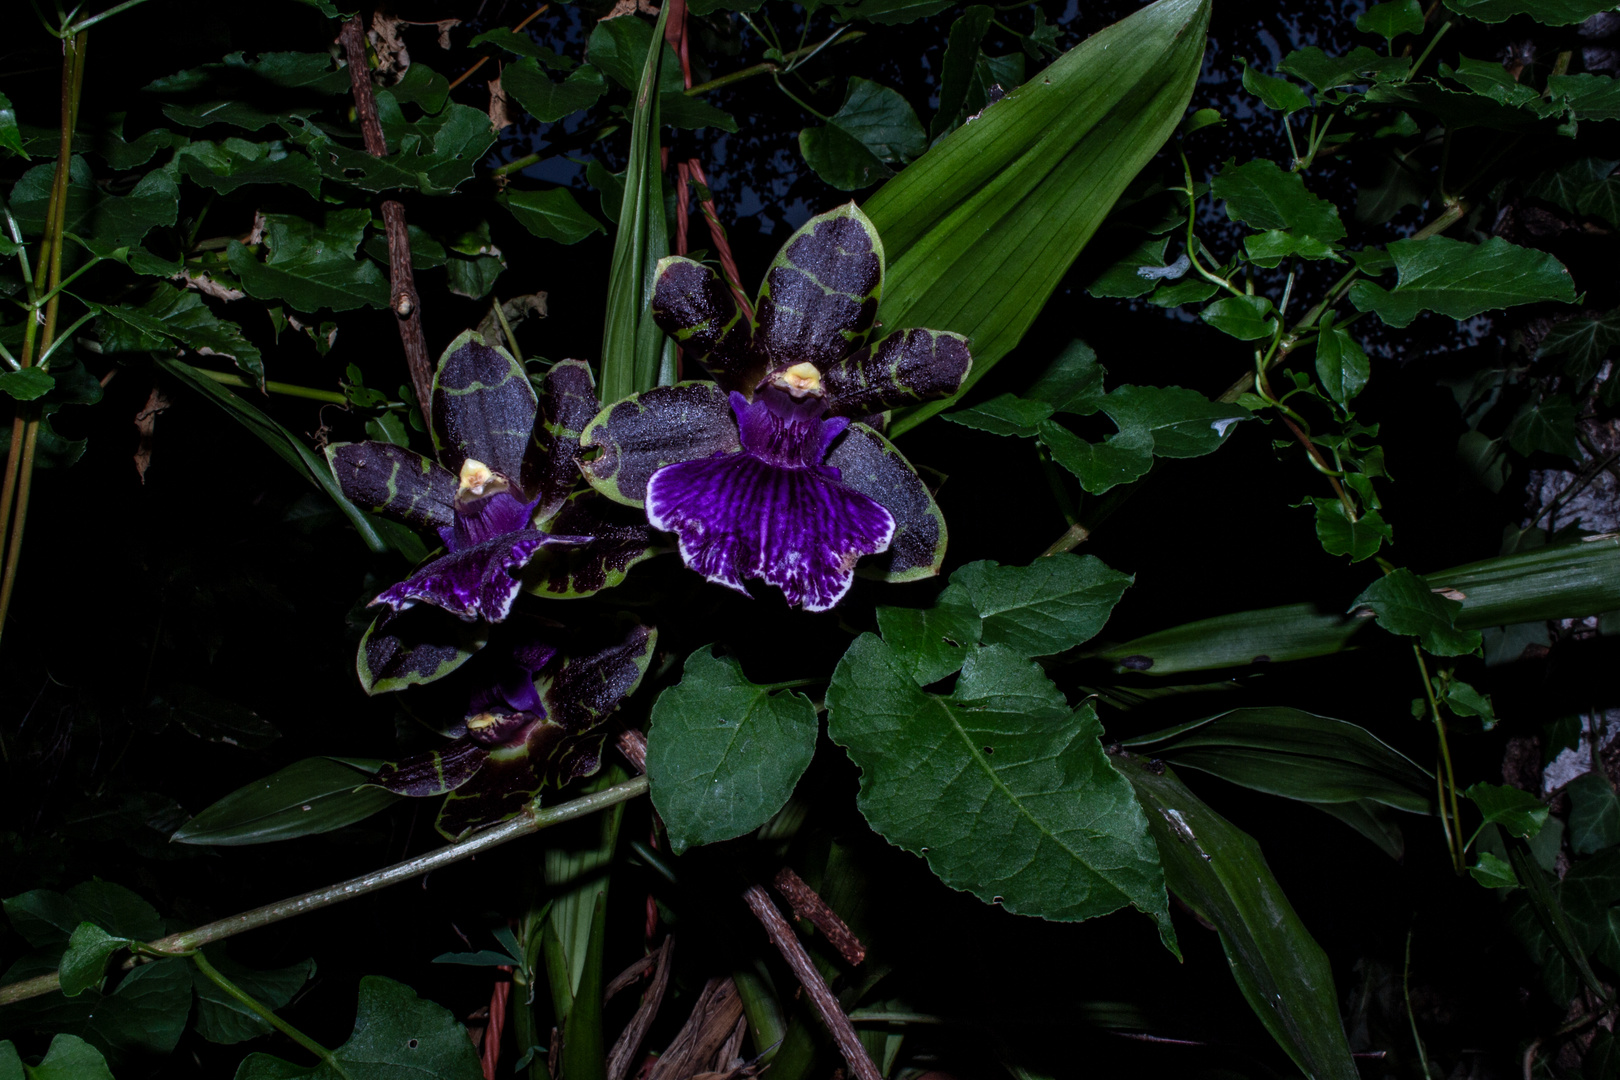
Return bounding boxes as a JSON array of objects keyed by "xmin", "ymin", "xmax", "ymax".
[
  {"xmin": 134, "ymin": 387, "xmax": 172, "ymax": 483},
  {"xmin": 477, "ymin": 292, "xmax": 548, "ymax": 349},
  {"xmin": 488, "ymin": 73, "xmax": 513, "ymax": 132},
  {"xmin": 368, "ymin": 10, "xmax": 411, "ymax": 80},
  {"xmin": 599, "ymin": 0, "xmax": 658, "ymax": 19},
  {"xmin": 170, "ymin": 270, "xmax": 245, "ymax": 302}
]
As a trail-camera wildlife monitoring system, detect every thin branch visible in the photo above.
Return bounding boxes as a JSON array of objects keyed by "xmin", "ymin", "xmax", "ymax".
[
  {"xmin": 339, "ymin": 16, "xmax": 433, "ymax": 421},
  {"xmin": 770, "ymin": 868, "xmax": 865, "ymax": 966},
  {"xmin": 741, "ymin": 883, "xmax": 881, "ymax": 1080},
  {"xmin": 0, "ymin": 776, "xmax": 650, "ymax": 1007},
  {"xmin": 192, "ymin": 950, "xmax": 349, "ymax": 1076},
  {"xmin": 606, "ymin": 935, "xmax": 674, "ymax": 1080}
]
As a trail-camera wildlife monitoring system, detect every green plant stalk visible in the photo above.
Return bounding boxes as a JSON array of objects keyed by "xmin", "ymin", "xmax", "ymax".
[
  {"xmin": 1402, "ymin": 930, "xmax": 1434, "ymax": 1080},
  {"xmin": 1413, "ymin": 644, "xmax": 1464, "ymax": 873},
  {"xmin": 0, "ymin": 29, "xmax": 87, "ymax": 645},
  {"xmin": 0, "ymin": 775, "xmax": 650, "ymax": 1006},
  {"xmin": 191, "ymin": 950, "xmax": 349, "ymax": 1076},
  {"xmin": 683, "ymin": 30, "xmax": 863, "ymax": 97},
  {"xmin": 193, "ymin": 369, "xmax": 352, "ymax": 405}
]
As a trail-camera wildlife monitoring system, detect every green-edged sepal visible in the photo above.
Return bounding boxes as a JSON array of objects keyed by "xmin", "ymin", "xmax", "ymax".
[
  {"xmin": 526, "ymin": 491, "xmax": 659, "ymax": 598},
  {"xmin": 822, "ymin": 327, "xmax": 972, "ymax": 418},
  {"xmin": 430, "ymin": 329, "xmax": 540, "ymax": 481},
  {"xmin": 357, "ymin": 607, "xmax": 490, "ymax": 695},
  {"xmin": 753, "ymin": 202, "xmax": 885, "ymax": 370},
  {"xmin": 827, "ymin": 422, "xmax": 947, "ymax": 582},
  {"xmin": 651, "ymin": 256, "xmax": 758, "ymax": 392},
  {"xmin": 529, "ymin": 357, "xmax": 601, "ymax": 520},
  {"xmin": 326, "ymin": 441, "xmax": 456, "ymax": 531},
  {"xmin": 580, "ymin": 382, "xmax": 739, "ymax": 507}
]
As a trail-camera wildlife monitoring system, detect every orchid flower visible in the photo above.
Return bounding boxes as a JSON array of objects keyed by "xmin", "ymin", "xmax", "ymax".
[
  {"xmin": 580, "ymin": 203, "xmax": 971, "ymax": 611},
  {"xmin": 371, "ymin": 624, "xmax": 655, "ymax": 839}
]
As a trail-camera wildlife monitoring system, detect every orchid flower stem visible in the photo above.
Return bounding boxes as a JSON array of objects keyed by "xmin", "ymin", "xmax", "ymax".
[
  {"xmin": 1178, "ymin": 153, "xmax": 1241, "ymax": 297},
  {"xmin": 1406, "ymin": 21, "xmax": 1451, "ymax": 84},
  {"xmin": 772, "ymin": 73, "xmax": 830, "ymax": 122},
  {"xmin": 1413, "ymin": 644, "xmax": 1465, "ymax": 873},
  {"xmin": 0, "ymin": 775, "xmax": 650, "ymax": 1007},
  {"xmin": 0, "ymin": 28, "xmax": 86, "ymax": 647},
  {"xmin": 63, "ymin": 0, "xmax": 152, "ymax": 33},
  {"xmin": 682, "ymin": 31, "xmax": 865, "ymax": 98},
  {"xmin": 190, "ymin": 951, "xmax": 348, "ymax": 1077},
  {"xmin": 1403, "ymin": 929, "xmax": 1435, "ymax": 1080},
  {"xmin": 190, "ymin": 369, "xmax": 352, "ymax": 406}
]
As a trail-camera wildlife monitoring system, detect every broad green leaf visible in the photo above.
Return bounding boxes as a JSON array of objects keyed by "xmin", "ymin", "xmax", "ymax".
[
  {"xmin": 226, "ymin": 209, "xmax": 389, "ymax": 312},
  {"xmin": 0, "ymin": 369, "xmax": 53, "ymax": 402},
  {"xmin": 0, "ymin": 1036, "xmax": 113, "ymax": 1080},
  {"xmin": 504, "ymin": 60, "xmax": 607, "ymax": 123},
  {"xmin": 1311, "ymin": 498, "xmax": 1392, "ymax": 562},
  {"xmin": 941, "ymin": 393, "xmax": 1052, "ymax": 437},
  {"xmin": 10, "ymin": 156, "xmax": 177, "ymax": 256},
  {"xmin": 804, "ymin": 78, "xmax": 926, "ymax": 190},
  {"xmin": 1538, "ymin": 308, "xmax": 1620, "ymax": 382},
  {"xmin": 0, "ymin": 91, "xmax": 24, "ymax": 158},
  {"xmin": 1357, "ymin": 0, "xmax": 1425, "ymax": 40},
  {"xmin": 1098, "ymin": 384, "xmax": 1249, "ymax": 457},
  {"xmin": 587, "ymin": 16, "xmax": 656, "ymax": 90},
  {"xmin": 303, "ymin": 101, "xmax": 496, "ymax": 195},
  {"xmin": 869, "ymin": 0, "xmax": 1211, "ymax": 435},
  {"xmin": 1200, "ymin": 294, "xmax": 1279, "ymax": 340},
  {"xmin": 190, "ymin": 949, "xmax": 315, "ymax": 1045},
  {"xmin": 1429, "ymin": 535, "xmax": 1620, "ymax": 629},
  {"xmin": 1464, "ymin": 782, "xmax": 1547, "ymax": 839},
  {"xmin": 1506, "ymin": 394, "xmax": 1581, "ymax": 458},
  {"xmin": 800, "ymin": 123, "xmax": 893, "ymax": 191},
  {"xmin": 500, "ymin": 188, "xmax": 603, "ymax": 245},
  {"xmin": 1243, "ymin": 229, "xmax": 1341, "ymax": 266},
  {"xmin": 59, "ymin": 924, "xmax": 132, "ymax": 998},
  {"xmin": 1116, "ymin": 754, "xmax": 1359, "ymax": 1080},
  {"xmin": 1240, "ymin": 60, "xmax": 1311, "ymax": 114},
  {"xmin": 1091, "ymin": 602, "xmax": 1371, "ymax": 675},
  {"xmin": 932, "ymin": 7, "xmax": 995, "ymax": 138},
  {"xmin": 1278, "ymin": 45, "xmax": 1409, "ymax": 90},
  {"xmin": 600, "ymin": 6, "xmax": 675, "ymax": 403},
  {"xmin": 1445, "ymin": 56, "xmax": 1554, "ymax": 111},
  {"xmin": 171, "ymin": 757, "xmax": 396, "ymax": 845},
  {"xmin": 1314, "ymin": 322, "xmax": 1371, "ymax": 403},
  {"xmin": 1443, "ymin": 679, "xmax": 1494, "ymax": 722},
  {"xmin": 156, "ymin": 357, "xmax": 416, "ymax": 558},
  {"xmin": 1209, "ymin": 158, "xmax": 1346, "ymax": 242},
  {"xmin": 1470, "ymin": 851, "xmax": 1518, "ymax": 889},
  {"xmin": 446, "ymin": 252, "xmax": 504, "ymax": 300},
  {"xmin": 1027, "ymin": 339, "xmax": 1108, "ymax": 413},
  {"xmin": 1083, "ymin": 237, "xmax": 1172, "ymax": 299},
  {"xmin": 1528, "ymin": 159, "xmax": 1620, "ymax": 226},
  {"xmin": 1347, "ymin": 235, "xmax": 1576, "ymax": 329},
  {"xmin": 875, "ymin": 585, "xmax": 984, "ymax": 685},
  {"xmin": 1123, "ymin": 707, "xmax": 1435, "ymax": 813},
  {"xmin": 1039, "ymin": 416, "xmax": 1154, "ymax": 494},
  {"xmin": 96, "ymin": 283, "xmax": 265, "ymax": 383},
  {"xmin": 827, "ymin": 636, "xmax": 1173, "ymax": 933},
  {"xmin": 950, "ymin": 554, "xmax": 1132, "ymax": 658},
  {"xmin": 647, "ymin": 647, "xmax": 818, "ymax": 854},
  {"xmin": 84, "ymin": 957, "xmax": 193, "ymax": 1060},
  {"xmin": 175, "ymin": 138, "xmax": 321, "ymax": 197},
  {"xmin": 1443, "ymin": 0, "xmax": 1618, "ymax": 24},
  {"xmin": 1352, "ymin": 567, "xmax": 1481, "ymax": 656},
  {"xmin": 1550, "ymin": 73, "xmax": 1620, "ymax": 122},
  {"xmin": 1567, "ymin": 773, "xmax": 1620, "ymax": 856}
]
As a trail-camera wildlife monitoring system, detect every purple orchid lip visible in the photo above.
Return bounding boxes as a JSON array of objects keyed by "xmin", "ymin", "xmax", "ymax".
[{"xmin": 646, "ymin": 383, "xmax": 894, "ymax": 612}]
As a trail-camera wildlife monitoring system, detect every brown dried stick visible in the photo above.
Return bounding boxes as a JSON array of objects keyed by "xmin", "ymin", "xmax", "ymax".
[
  {"xmin": 338, "ymin": 16, "xmax": 434, "ymax": 421},
  {"xmin": 741, "ymin": 884, "xmax": 881, "ymax": 1080},
  {"xmin": 770, "ymin": 867, "xmax": 866, "ymax": 966},
  {"xmin": 606, "ymin": 935, "xmax": 674, "ymax": 1080}
]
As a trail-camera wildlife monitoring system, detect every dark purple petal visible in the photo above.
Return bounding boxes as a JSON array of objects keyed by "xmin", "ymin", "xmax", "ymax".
[
  {"xmin": 579, "ymin": 382, "xmax": 740, "ymax": 507},
  {"xmin": 430, "ymin": 331, "xmax": 540, "ymax": 485},
  {"xmin": 525, "ymin": 492, "xmax": 658, "ymax": 598},
  {"xmin": 651, "ymin": 256, "xmax": 758, "ymax": 392},
  {"xmin": 467, "ymin": 640, "xmax": 557, "ymax": 722},
  {"xmin": 374, "ymin": 741, "xmax": 489, "ymax": 797},
  {"xmin": 733, "ymin": 387, "xmax": 849, "ymax": 468},
  {"xmin": 433, "ymin": 725, "xmax": 607, "ymax": 840},
  {"xmin": 541, "ymin": 623, "xmax": 657, "ymax": 732},
  {"xmin": 327, "ymin": 441, "xmax": 456, "ymax": 531},
  {"xmin": 444, "ymin": 489, "xmax": 544, "ymax": 551},
  {"xmin": 528, "ymin": 358, "xmax": 602, "ymax": 521},
  {"xmin": 358, "ymin": 607, "xmax": 490, "ymax": 695},
  {"xmin": 822, "ymin": 328, "xmax": 973, "ymax": 418},
  {"xmin": 646, "ymin": 452, "xmax": 894, "ymax": 611},
  {"xmin": 753, "ymin": 204, "xmax": 883, "ymax": 371},
  {"xmin": 374, "ymin": 530, "xmax": 573, "ymax": 622},
  {"xmin": 825, "ymin": 422, "xmax": 946, "ymax": 581}
]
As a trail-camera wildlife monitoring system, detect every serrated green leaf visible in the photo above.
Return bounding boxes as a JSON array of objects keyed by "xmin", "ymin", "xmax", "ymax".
[
  {"xmin": 1506, "ymin": 394, "xmax": 1581, "ymax": 458},
  {"xmin": 949, "ymin": 553, "xmax": 1132, "ymax": 658},
  {"xmin": 1241, "ymin": 60, "xmax": 1311, "ymax": 114},
  {"xmin": 0, "ymin": 92, "xmax": 26, "ymax": 159},
  {"xmin": 0, "ymin": 369, "xmax": 53, "ymax": 401},
  {"xmin": 1027, "ymin": 339, "xmax": 1108, "ymax": 413},
  {"xmin": 1039, "ymin": 416, "xmax": 1155, "ymax": 494},
  {"xmin": 1527, "ymin": 158, "xmax": 1620, "ymax": 224},
  {"xmin": 1278, "ymin": 45, "xmax": 1408, "ymax": 90},
  {"xmin": 871, "ymin": 0, "xmax": 1210, "ymax": 435},
  {"xmin": 504, "ymin": 60, "xmax": 607, "ymax": 123},
  {"xmin": 171, "ymin": 757, "xmax": 396, "ymax": 845},
  {"xmin": 499, "ymin": 188, "xmax": 603, "ymax": 245},
  {"xmin": 875, "ymin": 585, "xmax": 984, "ymax": 684},
  {"xmin": 1311, "ymin": 498, "xmax": 1391, "ymax": 562},
  {"xmin": 305, "ymin": 102, "xmax": 496, "ymax": 195},
  {"xmin": 1083, "ymin": 237, "xmax": 1172, "ymax": 298},
  {"xmin": 1210, "ymin": 158, "xmax": 1346, "ymax": 242},
  {"xmin": 828, "ymin": 636, "xmax": 1172, "ymax": 931},
  {"xmin": 941, "ymin": 393, "xmax": 1052, "ymax": 437},
  {"xmin": 96, "ymin": 283, "xmax": 264, "ymax": 382},
  {"xmin": 1243, "ymin": 230, "xmax": 1341, "ymax": 266},
  {"xmin": 59, "ymin": 924, "xmax": 133, "ymax": 998},
  {"xmin": 10, "ymin": 156, "xmax": 177, "ymax": 255},
  {"xmin": 226, "ymin": 209, "xmax": 388, "ymax": 312},
  {"xmin": 1357, "ymin": 0, "xmax": 1424, "ymax": 40},
  {"xmin": 1115, "ymin": 754, "xmax": 1358, "ymax": 1080},
  {"xmin": 1101, "ymin": 384, "xmax": 1249, "ymax": 456},
  {"xmin": 175, "ymin": 138, "xmax": 321, "ymax": 197},
  {"xmin": 647, "ymin": 647, "xmax": 819, "ymax": 854},
  {"xmin": 1353, "ymin": 567, "xmax": 1480, "ymax": 655},
  {"xmin": 1444, "ymin": 0, "xmax": 1617, "ymax": 25},
  {"xmin": 1347, "ymin": 235, "xmax": 1576, "ymax": 328},
  {"xmin": 1465, "ymin": 782, "xmax": 1547, "ymax": 838},
  {"xmin": 1550, "ymin": 73, "xmax": 1620, "ymax": 121}
]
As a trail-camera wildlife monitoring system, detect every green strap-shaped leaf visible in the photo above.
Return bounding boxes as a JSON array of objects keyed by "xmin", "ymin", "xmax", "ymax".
[
  {"xmin": 869, "ymin": 0, "xmax": 1210, "ymax": 435},
  {"xmin": 171, "ymin": 757, "xmax": 397, "ymax": 846},
  {"xmin": 1427, "ymin": 535, "xmax": 1620, "ymax": 629},
  {"xmin": 1115, "ymin": 753, "xmax": 1359, "ymax": 1080},
  {"xmin": 827, "ymin": 636, "xmax": 1174, "ymax": 938},
  {"xmin": 1091, "ymin": 602, "xmax": 1370, "ymax": 675}
]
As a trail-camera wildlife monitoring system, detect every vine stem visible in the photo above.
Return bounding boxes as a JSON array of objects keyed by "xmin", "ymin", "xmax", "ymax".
[
  {"xmin": 0, "ymin": 776, "xmax": 650, "ymax": 1007},
  {"xmin": 1413, "ymin": 644, "xmax": 1465, "ymax": 873},
  {"xmin": 0, "ymin": 29, "xmax": 87, "ymax": 646},
  {"xmin": 192, "ymin": 369, "xmax": 357, "ymax": 406},
  {"xmin": 191, "ymin": 950, "xmax": 350, "ymax": 1076}
]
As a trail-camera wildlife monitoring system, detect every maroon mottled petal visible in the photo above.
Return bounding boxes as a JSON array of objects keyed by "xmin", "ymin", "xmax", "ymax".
[
  {"xmin": 821, "ymin": 328, "xmax": 972, "ymax": 418},
  {"xmin": 430, "ymin": 331, "xmax": 539, "ymax": 484},
  {"xmin": 374, "ymin": 740, "xmax": 489, "ymax": 797}
]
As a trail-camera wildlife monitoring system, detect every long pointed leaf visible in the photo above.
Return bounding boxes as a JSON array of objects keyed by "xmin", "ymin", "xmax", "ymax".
[
  {"xmin": 600, "ymin": 8, "xmax": 676, "ymax": 404},
  {"xmin": 1427, "ymin": 535, "xmax": 1620, "ymax": 629},
  {"xmin": 1115, "ymin": 752, "xmax": 1359, "ymax": 1080},
  {"xmin": 867, "ymin": 0, "xmax": 1210, "ymax": 436}
]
